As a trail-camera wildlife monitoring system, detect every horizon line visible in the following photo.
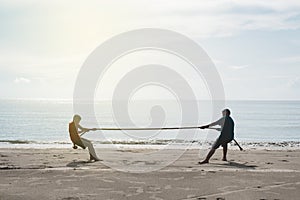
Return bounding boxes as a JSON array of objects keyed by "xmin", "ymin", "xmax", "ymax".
[{"xmin": 0, "ymin": 98, "xmax": 299, "ymax": 101}]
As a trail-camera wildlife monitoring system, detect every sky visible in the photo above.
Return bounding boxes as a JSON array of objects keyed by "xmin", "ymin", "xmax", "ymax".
[{"xmin": 0, "ymin": 0, "xmax": 300, "ymax": 100}]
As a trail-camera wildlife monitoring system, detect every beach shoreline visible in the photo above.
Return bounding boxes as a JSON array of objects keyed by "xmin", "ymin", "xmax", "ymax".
[
  {"xmin": 1, "ymin": 140, "xmax": 300, "ymax": 150},
  {"xmin": 1, "ymin": 148, "xmax": 299, "ymax": 199}
]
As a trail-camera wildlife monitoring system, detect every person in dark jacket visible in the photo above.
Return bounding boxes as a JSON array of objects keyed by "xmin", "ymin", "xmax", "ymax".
[{"xmin": 198, "ymin": 109, "xmax": 234, "ymax": 164}]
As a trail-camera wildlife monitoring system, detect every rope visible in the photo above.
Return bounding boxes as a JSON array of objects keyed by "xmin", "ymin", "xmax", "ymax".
[
  {"xmin": 89, "ymin": 127, "xmax": 221, "ymax": 131},
  {"xmin": 82, "ymin": 127, "xmax": 244, "ymax": 150},
  {"xmin": 81, "ymin": 126, "xmax": 215, "ymax": 137},
  {"xmin": 92, "ymin": 126, "xmax": 204, "ymax": 131}
]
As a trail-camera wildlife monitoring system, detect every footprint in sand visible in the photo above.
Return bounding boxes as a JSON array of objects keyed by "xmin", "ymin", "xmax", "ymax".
[
  {"xmin": 280, "ymin": 159, "xmax": 289, "ymax": 162},
  {"xmin": 145, "ymin": 161, "xmax": 157, "ymax": 165},
  {"xmin": 208, "ymin": 171, "xmax": 216, "ymax": 173},
  {"xmin": 61, "ymin": 197, "xmax": 80, "ymax": 200}
]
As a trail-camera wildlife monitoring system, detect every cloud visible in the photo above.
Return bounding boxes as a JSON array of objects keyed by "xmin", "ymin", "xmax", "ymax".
[
  {"xmin": 130, "ymin": 0, "xmax": 300, "ymax": 38},
  {"xmin": 290, "ymin": 39, "xmax": 300, "ymax": 46},
  {"xmin": 1, "ymin": 0, "xmax": 300, "ymax": 47},
  {"xmin": 14, "ymin": 77, "xmax": 31, "ymax": 84},
  {"xmin": 0, "ymin": 0, "xmax": 300, "ymax": 100},
  {"xmin": 269, "ymin": 75, "xmax": 293, "ymax": 79},
  {"xmin": 278, "ymin": 55, "xmax": 300, "ymax": 63},
  {"xmin": 228, "ymin": 65, "xmax": 249, "ymax": 70},
  {"xmin": 287, "ymin": 77, "xmax": 300, "ymax": 88},
  {"xmin": 0, "ymin": 52, "xmax": 84, "ymax": 81}
]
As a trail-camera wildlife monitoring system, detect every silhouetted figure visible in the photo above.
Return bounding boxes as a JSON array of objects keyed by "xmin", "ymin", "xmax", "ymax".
[
  {"xmin": 69, "ymin": 115, "xmax": 101, "ymax": 162},
  {"xmin": 199, "ymin": 109, "xmax": 234, "ymax": 164}
]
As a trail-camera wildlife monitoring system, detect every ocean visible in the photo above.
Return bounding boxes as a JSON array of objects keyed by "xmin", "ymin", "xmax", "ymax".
[{"xmin": 0, "ymin": 99, "xmax": 299, "ymax": 148}]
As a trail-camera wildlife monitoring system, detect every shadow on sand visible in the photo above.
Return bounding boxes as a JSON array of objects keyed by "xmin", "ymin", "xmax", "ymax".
[
  {"xmin": 215, "ymin": 161, "xmax": 257, "ymax": 169},
  {"xmin": 66, "ymin": 160, "xmax": 89, "ymax": 168}
]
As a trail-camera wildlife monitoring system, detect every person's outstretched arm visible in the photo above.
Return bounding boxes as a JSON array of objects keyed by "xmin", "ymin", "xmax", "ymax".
[
  {"xmin": 199, "ymin": 117, "xmax": 224, "ymax": 129},
  {"xmin": 208, "ymin": 117, "xmax": 224, "ymax": 127},
  {"xmin": 77, "ymin": 124, "xmax": 90, "ymax": 133}
]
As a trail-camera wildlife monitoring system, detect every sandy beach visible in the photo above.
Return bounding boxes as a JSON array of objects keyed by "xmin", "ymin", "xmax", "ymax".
[
  {"xmin": 1, "ymin": 0, "xmax": 300, "ymax": 199},
  {"xmin": 0, "ymin": 147, "xmax": 299, "ymax": 200}
]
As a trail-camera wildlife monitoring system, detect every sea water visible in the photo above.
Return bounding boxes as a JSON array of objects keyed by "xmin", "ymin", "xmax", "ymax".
[{"xmin": 0, "ymin": 99, "xmax": 299, "ymax": 148}]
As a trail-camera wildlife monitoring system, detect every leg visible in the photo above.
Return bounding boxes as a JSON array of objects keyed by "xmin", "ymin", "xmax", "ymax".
[
  {"xmin": 81, "ymin": 138, "xmax": 101, "ymax": 161},
  {"xmin": 199, "ymin": 139, "xmax": 220, "ymax": 164},
  {"xmin": 222, "ymin": 143, "xmax": 228, "ymax": 161},
  {"xmin": 199, "ymin": 148, "xmax": 216, "ymax": 164}
]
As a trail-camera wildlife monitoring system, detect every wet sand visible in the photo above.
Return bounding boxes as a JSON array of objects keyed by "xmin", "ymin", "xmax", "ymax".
[{"xmin": 0, "ymin": 148, "xmax": 300, "ymax": 200}]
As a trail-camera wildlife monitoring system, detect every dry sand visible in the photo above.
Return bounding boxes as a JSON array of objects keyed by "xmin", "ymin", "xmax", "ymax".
[{"xmin": 0, "ymin": 147, "xmax": 299, "ymax": 200}]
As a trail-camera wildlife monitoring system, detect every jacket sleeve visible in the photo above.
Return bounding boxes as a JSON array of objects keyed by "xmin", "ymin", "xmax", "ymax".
[{"xmin": 209, "ymin": 117, "xmax": 224, "ymax": 127}]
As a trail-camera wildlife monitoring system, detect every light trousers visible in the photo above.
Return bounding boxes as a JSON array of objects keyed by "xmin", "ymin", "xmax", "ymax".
[{"xmin": 81, "ymin": 138, "xmax": 99, "ymax": 159}]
